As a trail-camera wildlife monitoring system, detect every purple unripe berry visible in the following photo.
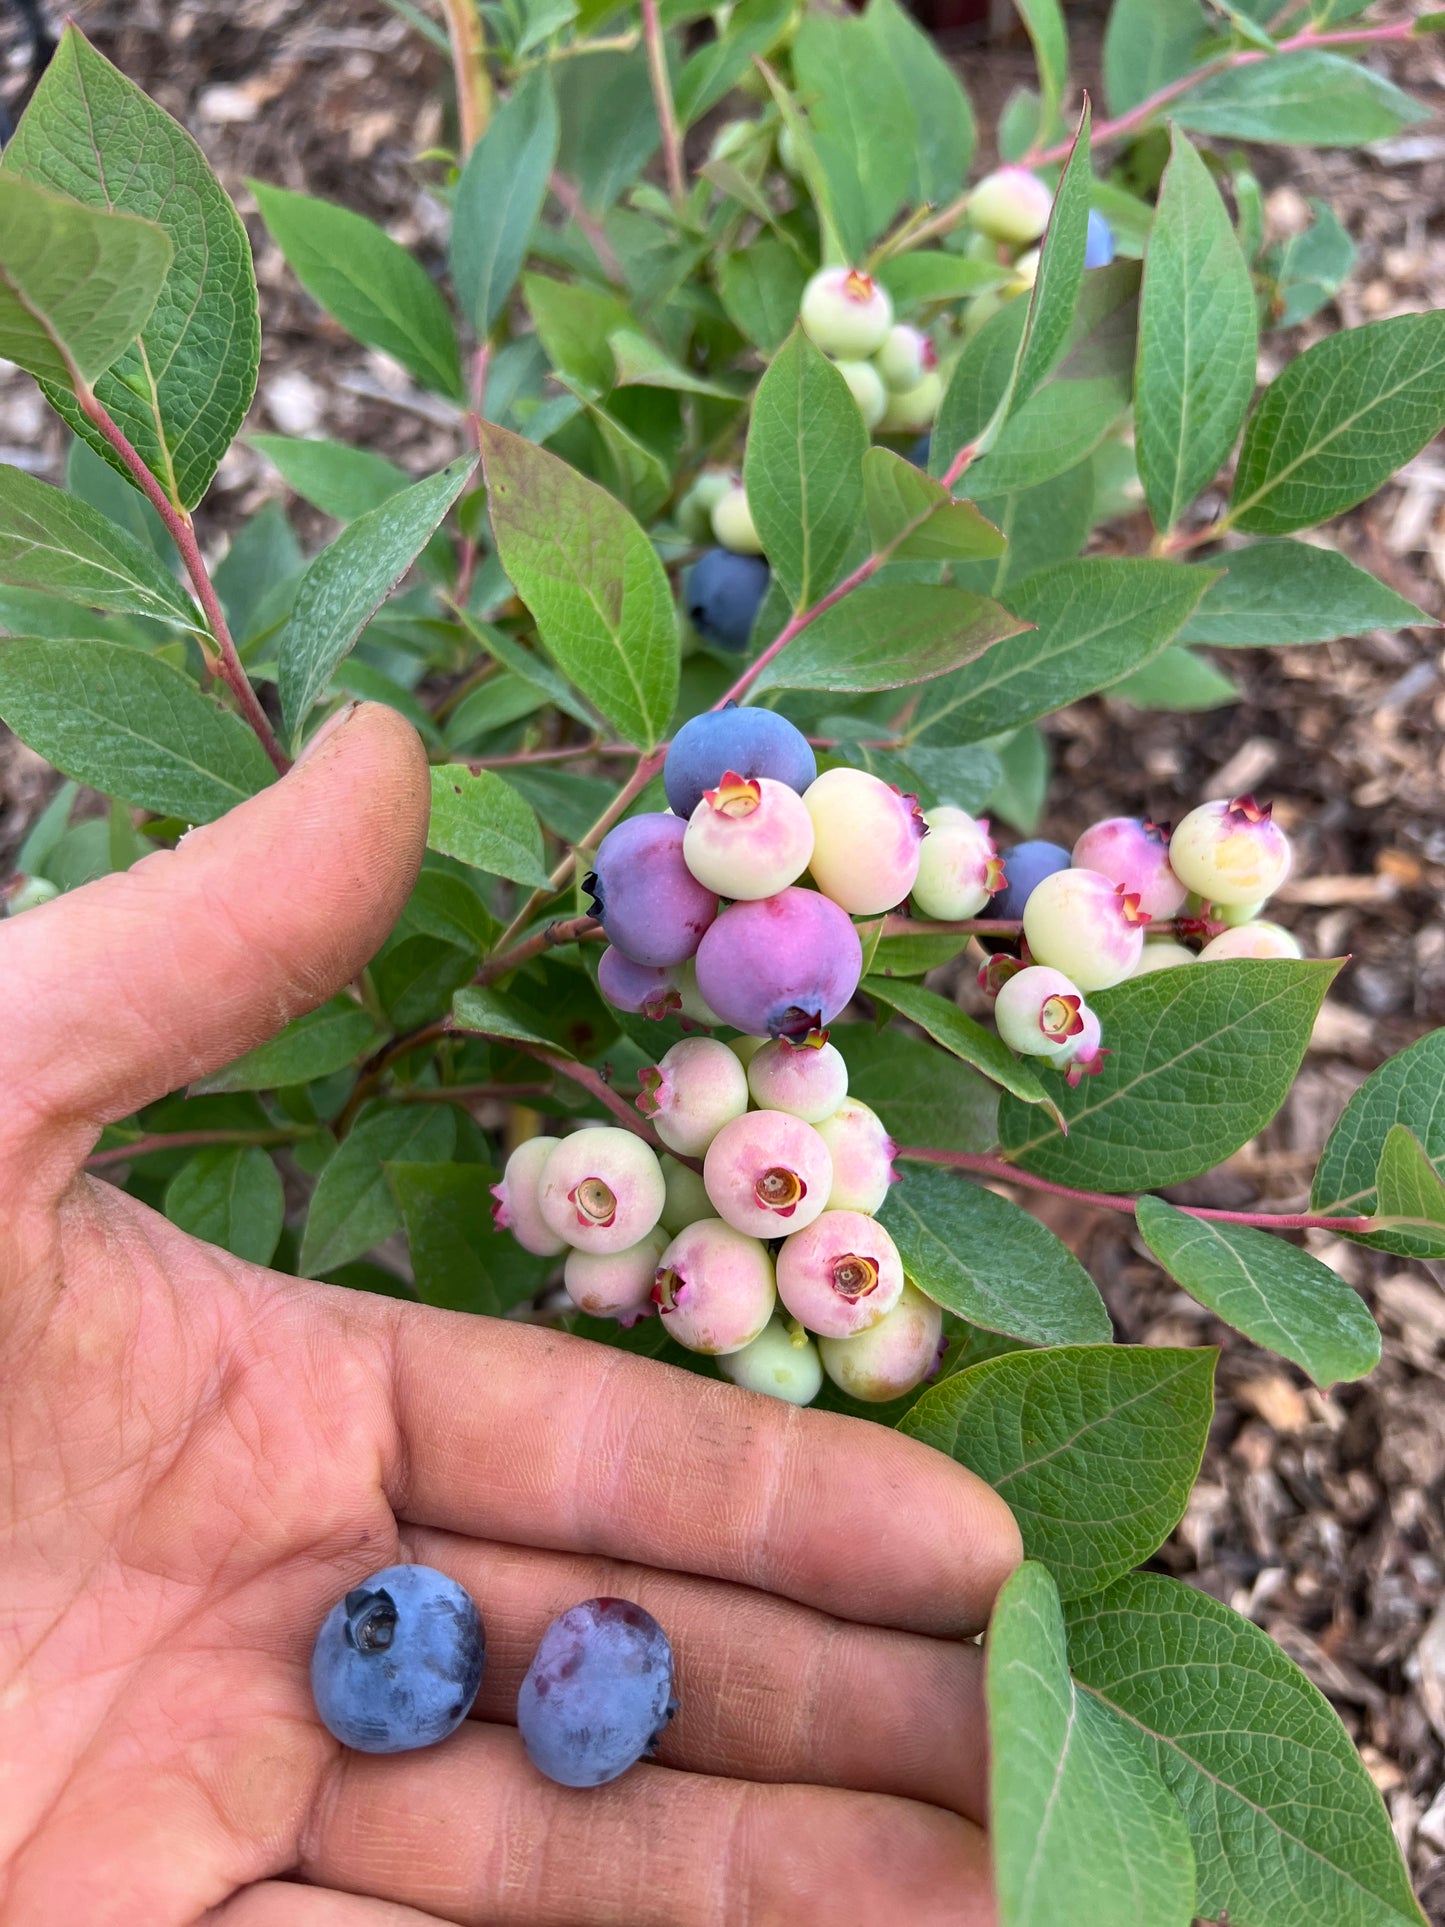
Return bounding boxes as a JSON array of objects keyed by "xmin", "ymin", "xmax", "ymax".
[
  {"xmin": 746, "ymin": 1036, "xmax": 849, "ymax": 1124},
  {"xmin": 799, "ymin": 265, "xmax": 894, "ymax": 359},
  {"xmin": 969, "ymin": 167, "xmax": 1053, "ymax": 244},
  {"xmin": 814, "ymin": 1097, "xmax": 898, "ymax": 1214},
  {"xmin": 912, "ymin": 807, "xmax": 1004, "ymax": 921},
  {"xmin": 1085, "ymin": 208, "xmax": 1115, "ymax": 269},
  {"xmin": 658, "ymin": 1154, "xmax": 715, "ymax": 1236},
  {"xmin": 804, "ymin": 767, "xmax": 928, "ymax": 915},
  {"xmin": 818, "ymin": 1282, "xmax": 944, "ymax": 1403},
  {"xmin": 1198, "ymin": 920, "xmax": 1302, "ymax": 960},
  {"xmin": 994, "ymin": 965, "xmax": 1089, "ymax": 1061},
  {"xmin": 537, "ymin": 1127, "xmax": 666, "ymax": 1255},
  {"xmin": 653, "ymin": 1217, "xmax": 777, "ymax": 1353},
  {"xmin": 1133, "ymin": 939, "xmax": 1196, "ymax": 975},
  {"xmin": 682, "ymin": 773, "xmax": 815, "ymax": 900},
  {"xmin": 685, "ymin": 549, "xmax": 770, "ymax": 653},
  {"xmin": 1023, "ymin": 867, "xmax": 1149, "ymax": 991},
  {"xmin": 636, "ymin": 1036, "xmax": 749, "ymax": 1157},
  {"xmin": 517, "ymin": 1598, "xmax": 677, "ymax": 1789},
  {"xmin": 664, "ymin": 706, "xmax": 818, "ymax": 821},
  {"xmin": 703, "ymin": 1108, "xmax": 832, "ymax": 1238},
  {"xmin": 564, "ymin": 1226, "xmax": 669, "ymax": 1323},
  {"xmin": 694, "ymin": 887, "xmax": 863, "ymax": 1042},
  {"xmin": 718, "ymin": 1317, "xmax": 823, "ymax": 1405},
  {"xmin": 776, "ymin": 1208, "xmax": 905, "ymax": 1339},
  {"xmin": 597, "ymin": 946, "xmax": 681, "ymax": 1019},
  {"xmin": 585, "ymin": 813, "xmax": 717, "ymax": 969},
  {"xmin": 988, "ymin": 839, "xmax": 1072, "ymax": 922},
  {"xmin": 1168, "ymin": 795, "xmax": 1292, "ymax": 906},
  {"xmin": 1072, "ymin": 816, "xmax": 1186, "ymax": 921},
  {"xmin": 492, "ymin": 1136, "xmax": 568, "ymax": 1256}
]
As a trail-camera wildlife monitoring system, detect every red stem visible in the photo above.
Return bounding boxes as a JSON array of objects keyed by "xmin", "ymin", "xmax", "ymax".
[
  {"xmin": 640, "ymin": 0, "xmax": 685, "ymax": 207},
  {"xmin": 716, "ymin": 549, "xmax": 884, "ymax": 709},
  {"xmin": 454, "ymin": 345, "xmax": 491, "ymax": 609},
  {"xmin": 87, "ymin": 1127, "xmax": 305, "ymax": 1170},
  {"xmin": 76, "ymin": 386, "xmax": 290, "ymax": 775}
]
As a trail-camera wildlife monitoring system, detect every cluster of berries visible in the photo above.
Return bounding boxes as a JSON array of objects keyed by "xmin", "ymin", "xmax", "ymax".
[{"xmin": 312, "ymin": 1565, "xmax": 677, "ymax": 1788}]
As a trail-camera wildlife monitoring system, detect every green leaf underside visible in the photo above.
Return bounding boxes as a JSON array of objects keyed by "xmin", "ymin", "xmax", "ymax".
[
  {"xmin": 1065, "ymin": 1574, "xmax": 1427, "ymax": 1927},
  {"xmin": 751, "ymin": 583, "xmax": 1027, "ymax": 697},
  {"xmin": 912, "ymin": 557, "xmax": 1214, "ymax": 746},
  {"xmin": 0, "ymin": 635, "xmax": 275, "ymax": 822},
  {"xmin": 1312, "ymin": 1029, "xmax": 1445, "ymax": 1256},
  {"xmin": 901, "ymin": 1344, "xmax": 1214, "ymax": 1596},
  {"xmin": 192, "ymin": 996, "xmax": 383, "ymax": 1094},
  {"xmin": 988, "ymin": 1562, "xmax": 1197, "ymax": 1927},
  {"xmin": 164, "ymin": 1145, "xmax": 284, "ymax": 1266},
  {"xmin": 5, "ymin": 26, "xmax": 261, "ymax": 510},
  {"xmin": 480, "ymin": 421, "xmax": 676, "ymax": 752},
  {"xmin": 1173, "ymin": 49, "xmax": 1428, "ymax": 147},
  {"xmin": 881, "ymin": 1165, "xmax": 1111, "ymax": 1348},
  {"xmin": 453, "ymin": 985, "xmax": 576, "ymax": 1059},
  {"xmin": 277, "ymin": 454, "xmax": 475, "ymax": 739},
  {"xmin": 863, "ymin": 976, "xmax": 1054, "ymax": 1113},
  {"xmin": 744, "ymin": 327, "xmax": 868, "ymax": 612},
  {"xmin": 0, "ymin": 464, "xmax": 196, "ymax": 622},
  {"xmin": 998, "ymin": 959, "xmax": 1340, "ymax": 1191},
  {"xmin": 451, "ymin": 64, "xmax": 559, "ymax": 338},
  {"xmin": 1135, "ymin": 129, "xmax": 1258, "ymax": 534},
  {"xmin": 1179, "ymin": 539, "xmax": 1430, "ymax": 646},
  {"xmin": 1372, "ymin": 1123, "xmax": 1445, "ymax": 1256},
  {"xmin": 1136, "ymin": 1195, "xmax": 1380, "ymax": 1387},
  {"xmin": 300, "ymin": 1103, "xmax": 457, "ymax": 1277},
  {"xmin": 426, "ymin": 766, "xmax": 549, "ymax": 889}
]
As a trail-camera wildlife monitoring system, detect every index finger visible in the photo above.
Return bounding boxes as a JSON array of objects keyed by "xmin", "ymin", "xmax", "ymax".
[{"xmin": 381, "ymin": 1308, "xmax": 1021, "ymax": 1637}]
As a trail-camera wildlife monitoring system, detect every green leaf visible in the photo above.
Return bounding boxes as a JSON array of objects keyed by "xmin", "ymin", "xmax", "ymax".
[
  {"xmin": 896, "ymin": 742, "xmax": 1002, "ymax": 814},
  {"xmin": 451, "ymin": 64, "xmax": 558, "ymax": 337},
  {"xmin": 1136, "ymin": 129, "xmax": 1258, "ymax": 533},
  {"xmin": 552, "ymin": 46, "xmax": 658, "ymax": 215},
  {"xmin": 192, "ymin": 996, "xmax": 383, "ymax": 1094},
  {"xmin": 791, "ymin": 8, "xmax": 913, "ymax": 248},
  {"xmin": 1312, "ymin": 1034, "xmax": 1445, "ymax": 1257},
  {"xmin": 1232, "ymin": 312, "xmax": 1445, "ymax": 535},
  {"xmin": 952, "ymin": 460, "xmax": 1096, "ymax": 599},
  {"xmin": 1103, "ymin": 0, "xmax": 1205, "ymax": 116},
  {"xmin": 864, "ymin": 976, "xmax": 1055, "ymax": 1114},
  {"xmin": 834, "ymin": 1021, "xmax": 997, "ymax": 1153},
  {"xmin": 0, "ymin": 636, "xmax": 276, "ymax": 822},
  {"xmin": 390, "ymin": 1159, "xmax": 550, "ymax": 1314},
  {"xmin": 606, "ymin": 329, "xmax": 741, "ymax": 402},
  {"xmin": 1373, "ymin": 1123, "xmax": 1445, "ymax": 1256},
  {"xmin": 912, "ymin": 558, "xmax": 1215, "ymax": 746},
  {"xmin": 1180, "ymin": 538, "xmax": 1432, "ymax": 645},
  {"xmin": 1136, "ymin": 1195, "xmax": 1381, "ymax": 1387},
  {"xmin": 215, "ymin": 502, "xmax": 302, "ymax": 646},
  {"xmin": 674, "ymin": 0, "xmax": 791, "ymax": 126},
  {"xmin": 250, "ymin": 179, "xmax": 463, "ymax": 401},
  {"xmin": 502, "ymin": 766, "xmax": 614, "ymax": 845},
  {"xmin": 1262, "ymin": 196, "xmax": 1356, "ymax": 328},
  {"xmin": 999, "ymin": 959, "xmax": 1340, "ymax": 1191},
  {"xmin": 1065, "ymin": 1573, "xmax": 1427, "ymax": 1927},
  {"xmin": 1174, "ymin": 49, "xmax": 1428, "ymax": 146},
  {"xmin": 0, "ymin": 465, "xmax": 195, "ymax": 623},
  {"xmin": 277, "ymin": 454, "xmax": 475, "ymax": 740},
  {"xmin": 901, "ymin": 1343, "xmax": 1214, "ymax": 1595},
  {"xmin": 1107, "ymin": 646, "xmax": 1239, "ymax": 711},
  {"xmin": 300, "ymin": 1102, "xmax": 456, "ymax": 1277},
  {"xmin": 453, "ymin": 983, "xmax": 575, "ymax": 1058},
  {"xmin": 164, "ymin": 1145, "xmax": 284, "ymax": 1266},
  {"xmin": 426, "ymin": 766, "xmax": 549, "ymax": 888},
  {"xmin": 861, "ymin": 447, "xmax": 1005, "ymax": 562},
  {"xmin": 5, "ymin": 26, "xmax": 260, "ymax": 510},
  {"xmin": 1014, "ymin": 0, "xmax": 1068, "ymax": 127},
  {"xmin": 989, "ymin": 722, "xmax": 1051, "ymax": 833},
  {"xmin": 988, "ymin": 1562, "xmax": 1197, "ymax": 1927},
  {"xmin": 751, "ymin": 582, "xmax": 1027, "ymax": 698},
  {"xmin": 479, "ymin": 420, "xmax": 677, "ymax": 751},
  {"xmin": 743, "ymin": 326, "xmax": 867, "ymax": 612},
  {"xmin": 1013, "ymin": 101, "xmax": 1093, "ymax": 415},
  {"xmin": 0, "ymin": 174, "xmax": 170, "ymax": 387},
  {"xmin": 864, "ymin": 0, "xmax": 975, "ymax": 204},
  {"xmin": 523, "ymin": 270, "xmax": 630, "ymax": 394},
  {"xmin": 878, "ymin": 254, "xmax": 1010, "ymax": 314},
  {"xmin": 882, "ymin": 1168, "xmax": 1111, "ymax": 1348},
  {"xmin": 717, "ymin": 241, "xmax": 809, "ymax": 355},
  {"xmin": 249, "ymin": 434, "xmax": 408, "ymax": 522}
]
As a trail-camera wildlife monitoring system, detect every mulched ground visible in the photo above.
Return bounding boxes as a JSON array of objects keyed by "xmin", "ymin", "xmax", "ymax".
[{"xmin": 1, "ymin": 0, "xmax": 1443, "ymax": 1909}]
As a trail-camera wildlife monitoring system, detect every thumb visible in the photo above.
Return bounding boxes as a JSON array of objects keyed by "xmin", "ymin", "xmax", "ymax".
[{"xmin": 0, "ymin": 701, "xmax": 430, "ymax": 1174}]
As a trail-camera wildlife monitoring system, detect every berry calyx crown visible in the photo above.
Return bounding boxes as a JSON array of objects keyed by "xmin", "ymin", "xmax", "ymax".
[
  {"xmin": 704, "ymin": 771, "xmax": 761, "ymax": 818},
  {"xmin": 1226, "ymin": 794, "xmax": 1271, "ymax": 825},
  {"xmin": 1040, "ymin": 992, "xmax": 1085, "ymax": 1042},
  {"xmin": 842, "ymin": 268, "xmax": 878, "ymax": 303}
]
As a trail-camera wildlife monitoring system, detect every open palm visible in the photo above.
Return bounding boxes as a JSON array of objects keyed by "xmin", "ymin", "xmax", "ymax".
[{"xmin": 0, "ymin": 704, "xmax": 1019, "ymax": 1927}]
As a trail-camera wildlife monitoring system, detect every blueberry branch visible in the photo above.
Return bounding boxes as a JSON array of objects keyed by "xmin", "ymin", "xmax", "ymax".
[
  {"xmin": 440, "ymin": 0, "xmax": 491, "ymax": 154},
  {"xmin": 86, "ymin": 1126, "xmax": 313, "ymax": 1170},
  {"xmin": 640, "ymin": 0, "xmax": 685, "ymax": 209}
]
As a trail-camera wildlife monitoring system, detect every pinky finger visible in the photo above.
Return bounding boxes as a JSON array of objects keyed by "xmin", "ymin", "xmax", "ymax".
[{"xmin": 204, "ymin": 1884, "xmax": 448, "ymax": 1926}]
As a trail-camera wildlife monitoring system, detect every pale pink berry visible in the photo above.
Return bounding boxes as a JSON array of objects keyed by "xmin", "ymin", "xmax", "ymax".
[
  {"xmin": 818, "ymin": 1282, "xmax": 944, "ymax": 1402},
  {"xmin": 652, "ymin": 1218, "xmax": 776, "ymax": 1354},
  {"xmin": 636, "ymin": 1036, "xmax": 749, "ymax": 1157},
  {"xmin": 1133, "ymin": 940, "xmax": 1196, "ymax": 976},
  {"xmin": 969, "ymin": 166, "xmax": 1053, "ymax": 245},
  {"xmin": 994, "ymin": 965, "xmax": 1089, "ymax": 1061},
  {"xmin": 1168, "ymin": 795, "xmax": 1292, "ymax": 907},
  {"xmin": 537, "ymin": 1127, "xmax": 666, "ymax": 1255},
  {"xmin": 799, "ymin": 265, "xmax": 894, "ymax": 359},
  {"xmin": 814, "ymin": 1098, "xmax": 898, "ymax": 1214},
  {"xmin": 776, "ymin": 1209, "xmax": 905, "ymax": 1339},
  {"xmin": 658, "ymin": 1155, "xmax": 716, "ymax": 1236},
  {"xmin": 718, "ymin": 1317, "xmax": 823, "ymax": 1405},
  {"xmin": 875, "ymin": 324, "xmax": 937, "ymax": 394},
  {"xmin": 804, "ymin": 767, "xmax": 928, "ymax": 915},
  {"xmin": 746, "ymin": 1036, "xmax": 849, "ymax": 1124},
  {"xmin": 877, "ymin": 370, "xmax": 943, "ymax": 435},
  {"xmin": 1023, "ymin": 867, "xmax": 1149, "ymax": 991},
  {"xmin": 492, "ymin": 1136, "xmax": 568, "ymax": 1256},
  {"xmin": 727, "ymin": 1034, "xmax": 768, "ymax": 1069},
  {"xmin": 564, "ymin": 1226, "xmax": 670, "ymax": 1323},
  {"xmin": 597, "ymin": 946, "xmax": 681, "ymax": 1019},
  {"xmin": 1198, "ymin": 921, "xmax": 1303, "ymax": 961},
  {"xmin": 682, "ymin": 773, "xmax": 815, "ymax": 901},
  {"xmin": 1057, "ymin": 1004, "xmax": 1108, "ymax": 1088},
  {"xmin": 702, "ymin": 1109, "xmax": 832, "ymax": 1238},
  {"xmin": 1071, "ymin": 817, "xmax": 1186, "ymax": 921},
  {"xmin": 911, "ymin": 807, "xmax": 1005, "ymax": 921}
]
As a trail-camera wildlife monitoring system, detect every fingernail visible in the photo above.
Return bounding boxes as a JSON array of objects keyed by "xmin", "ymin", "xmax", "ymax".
[{"xmin": 296, "ymin": 700, "xmax": 362, "ymax": 768}]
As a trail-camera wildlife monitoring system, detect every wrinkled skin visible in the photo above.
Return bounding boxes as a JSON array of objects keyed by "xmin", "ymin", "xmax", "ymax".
[{"xmin": 0, "ymin": 703, "xmax": 1019, "ymax": 1927}]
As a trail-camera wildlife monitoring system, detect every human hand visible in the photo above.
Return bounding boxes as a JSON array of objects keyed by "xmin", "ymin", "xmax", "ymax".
[{"xmin": 0, "ymin": 703, "xmax": 1021, "ymax": 1927}]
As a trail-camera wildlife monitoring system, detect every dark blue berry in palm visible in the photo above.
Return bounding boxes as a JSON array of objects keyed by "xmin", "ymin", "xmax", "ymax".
[
  {"xmin": 518, "ymin": 1598, "xmax": 678, "ymax": 1789},
  {"xmin": 311, "ymin": 1564, "xmax": 484, "ymax": 1754},
  {"xmin": 685, "ymin": 548, "xmax": 770, "ymax": 652}
]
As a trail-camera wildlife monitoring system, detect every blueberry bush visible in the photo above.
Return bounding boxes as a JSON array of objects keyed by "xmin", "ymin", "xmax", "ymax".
[{"xmin": 2, "ymin": 2, "xmax": 1444, "ymax": 1919}]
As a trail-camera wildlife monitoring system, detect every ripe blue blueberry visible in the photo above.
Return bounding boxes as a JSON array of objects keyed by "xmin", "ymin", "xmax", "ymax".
[
  {"xmin": 906, "ymin": 431, "xmax": 932, "ymax": 469},
  {"xmin": 663, "ymin": 704, "xmax": 817, "ymax": 820},
  {"xmin": 988, "ymin": 839, "xmax": 1072, "ymax": 922},
  {"xmin": 310, "ymin": 1563, "xmax": 484, "ymax": 1754},
  {"xmin": 1085, "ymin": 209, "xmax": 1115, "ymax": 269},
  {"xmin": 585, "ymin": 813, "xmax": 717, "ymax": 968},
  {"xmin": 685, "ymin": 547, "xmax": 770, "ymax": 653},
  {"xmin": 518, "ymin": 1597, "xmax": 678, "ymax": 1788}
]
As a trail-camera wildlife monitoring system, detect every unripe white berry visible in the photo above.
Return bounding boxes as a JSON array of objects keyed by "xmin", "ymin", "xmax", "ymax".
[
  {"xmin": 718, "ymin": 1317, "xmax": 823, "ymax": 1405},
  {"xmin": 799, "ymin": 265, "xmax": 894, "ymax": 359},
  {"xmin": 1198, "ymin": 921, "xmax": 1303, "ymax": 961},
  {"xmin": 711, "ymin": 483, "xmax": 764, "ymax": 555},
  {"xmin": 832, "ymin": 357, "xmax": 888, "ymax": 428}
]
